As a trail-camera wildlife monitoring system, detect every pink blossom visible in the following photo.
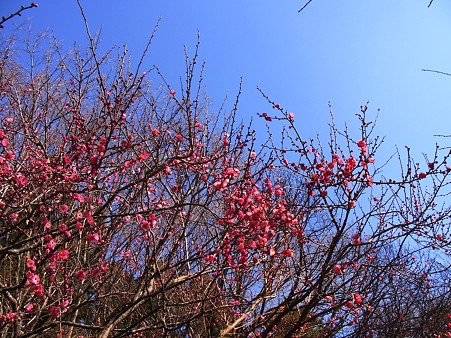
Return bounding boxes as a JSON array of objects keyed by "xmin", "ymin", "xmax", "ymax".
[
  {"xmin": 76, "ymin": 269, "xmax": 86, "ymax": 280},
  {"xmin": 9, "ymin": 212, "xmax": 19, "ymax": 222},
  {"xmin": 26, "ymin": 258, "xmax": 36, "ymax": 271},
  {"xmin": 333, "ymin": 264, "xmax": 342, "ymax": 274},
  {"xmin": 139, "ymin": 152, "xmax": 149, "ymax": 160},
  {"xmin": 46, "ymin": 239, "xmax": 57, "ymax": 250},
  {"xmin": 48, "ymin": 306, "xmax": 60, "ymax": 318},
  {"xmin": 16, "ymin": 174, "xmax": 28, "ymax": 186},
  {"xmin": 31, "ymin": 284, "xmax": 44, "ymax": 297},
  {"xmin": 281, "ymin": 249, "xmax": 294, "ymax": 258},
  {"xmin": 86, "ymin": 233, "xmax": 100, "ymax": 243},
  {"xmin": 57, "ymin": 249, "xmax": 70, "ymax": 261},
  {"xmin": 59, "ymin": 204, "xmax": 69, "ymax": 213},
  {"xmin": 357, "ymin": 139, "xmax": 366, "ymax": 148},
  {"xmin": 3, "ymin": 312, "xmax": 17, "ymax": 322},
  {"xmin": 354, "ymin": 292, "xmax": 363, "ymax": 305},
  {"xmin": 205, "ymin": 254, "xmax": 217, "ymax": 263},
  {"xmin": 26, "ymin": 271, "xmax": 40, "ymax": 285},
  {"xmin": 24, "ymin": 303, "xmax": 35, "ymax": 314}
]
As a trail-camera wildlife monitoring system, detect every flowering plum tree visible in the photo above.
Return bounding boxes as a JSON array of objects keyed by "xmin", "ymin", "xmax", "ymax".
[
  {"xmin": 1, "ymin": 14, "xmax": 451, "ymax": 338},
  {"xmin": 250, "ymin": 95, "xmax": 451, "ymax": 337},
  {"xmin": 353, "ymin": 248, "xmax": 451, "ymax": 336}
]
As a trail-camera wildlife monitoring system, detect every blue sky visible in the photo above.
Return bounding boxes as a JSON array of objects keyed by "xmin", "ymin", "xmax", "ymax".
[{"xmin": 2, "ymin": 0, "xmax": 451, "ymax": 171}]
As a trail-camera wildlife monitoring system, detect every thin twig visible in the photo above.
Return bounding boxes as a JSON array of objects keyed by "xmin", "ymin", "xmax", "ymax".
[
  {"xmin": 0, "ymin": 3, "xmax": 38, "ymax": 28},
  {"xmin": 298, "ymin": 0, "xmax": 314, "ymax": 13},
  {"xmin": 428, "ymin": 0, "xmax": 434, "ymax": 8},
  {"xmin": 421, "ymin": 69, "xmax": 451, "ymax": 77}
]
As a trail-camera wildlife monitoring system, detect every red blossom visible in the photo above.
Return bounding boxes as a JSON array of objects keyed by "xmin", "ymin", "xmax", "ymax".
[
  {"xmin": 357, "ymin": 139, "xmax": 366, "ymax": 148},
  {"xmin": 26, "ymin": 258, "xmax": 36, "ymax": 271},
  {"xmin": 86, "ymin": 233, "xmax": 100, "ymax": 243},
  {"xmin": 76, "ymin": 269, "xmax": 87, "ymax": 280},
  {"xmin": 31, "ymin": 284, "xmax": 44, "ymax": 298},
  {"xmin": 139, "ymin": 152, "xmax": 149, "ymax": 160},
  {"xmin": 333, "ymin": 264, "xmax": 342, "ymax": 274},
  {"xmin": 26, "ymin": 271, "xmax": 40, "ymax": 285},
  {"xmin": 48, "ymin": 306, "xmax": 60, "ymax": 318},
  {"xmin": 59, "ymin": 204, "xmax": 69, "ymax": 213},
  {"xmin": 2, "ymin": 312, "xmax": 17, "ymax": 323},
  {"xmin": 24, "ymin": 303, "xmax": 35, "ymax": 314},
  {"xmin": 354, "ymin": 292, "xmax": 363, "ymax": 305},
  {"xmin": 46, "ymin": 239, "xmax": 57, "ymax": 250},
  {"xmin": 57, "ymin": 249, "xmax": 70, "ymax": 261},
  {"xmin": 0, "ymin": 24, "xmax": 449, "ymax": 338},
  {"xmin": 281, "ymin": 249, "xmax": 294, "ymax": 257}
]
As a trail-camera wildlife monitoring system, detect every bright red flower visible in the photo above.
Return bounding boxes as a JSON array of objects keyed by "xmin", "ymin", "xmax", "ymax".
[
  {"xmin": 57, "ymin": 249, "xmax": 70, "ymax": 261},
  {"xmin": 357, "ymin": 139, "xmax": 366, "ymax": 148},
  {"xmin": 333, "ymin": 264, "xmax": 342, "ymax": 274},
  {"xmin": 353, "ymin": 292, "xmax": 363, "ymax": 305}
]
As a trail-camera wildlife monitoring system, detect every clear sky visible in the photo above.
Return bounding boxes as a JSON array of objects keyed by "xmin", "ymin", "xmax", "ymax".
[{"xmin": 2, "ymin": 0, "xmax": 451, "ymax": 172}]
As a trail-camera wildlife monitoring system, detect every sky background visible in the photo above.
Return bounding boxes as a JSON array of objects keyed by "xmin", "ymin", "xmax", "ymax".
[{"xmin": 2, "ymin": 0, "xmax": 451, "ymax": 175}]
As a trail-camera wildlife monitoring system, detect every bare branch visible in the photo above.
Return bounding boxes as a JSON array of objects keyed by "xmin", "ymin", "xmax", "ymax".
[
  {"xmin": 422, "ymin": 68, "xmax": 451, "ymax": 76},
  {"xmin": 0, "ymin": 3, "xmax": 38, "ymax": 28},
  {"xmin": 298, "ymin": 0, "xmax": 314, "ymax": 13}
]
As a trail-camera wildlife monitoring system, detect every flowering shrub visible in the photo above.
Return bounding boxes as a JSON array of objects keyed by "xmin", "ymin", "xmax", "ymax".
[{"xmin": 1, "ymin": 12, "xmax": 451, "ymax": 338}]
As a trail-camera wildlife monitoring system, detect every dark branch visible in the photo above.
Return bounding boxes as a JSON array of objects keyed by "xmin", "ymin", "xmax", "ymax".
[
  {"xmin": 0, "ymin": 3, "xmax": 38, "ymax": 29},
  {"xmin": 421, "ymin": 68, "xmax": 451, "ymax": 77},
  {"xmin": 298, "ymin": 0, "xmax": 314, "ymax": 13}
]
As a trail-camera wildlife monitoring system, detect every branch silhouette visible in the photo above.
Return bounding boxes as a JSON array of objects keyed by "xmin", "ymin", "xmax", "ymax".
[{"xmin": 0, "ymin": 3, "xmax": 38, "ymax": 29}]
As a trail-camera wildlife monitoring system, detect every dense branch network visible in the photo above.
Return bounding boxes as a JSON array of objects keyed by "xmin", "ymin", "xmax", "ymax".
[{"xmin": 0, "ymin": 9, "xmax": 451, "ymax": 338}]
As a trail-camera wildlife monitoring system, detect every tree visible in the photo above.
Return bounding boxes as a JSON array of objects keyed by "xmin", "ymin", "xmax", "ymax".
[
  {"xmin": 1, "ymin": 12, "xmax": 451, "ymax": 338},
  {"xmin": 352, "ymin": 247, "xmax": 451, "ymax": 337}
]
